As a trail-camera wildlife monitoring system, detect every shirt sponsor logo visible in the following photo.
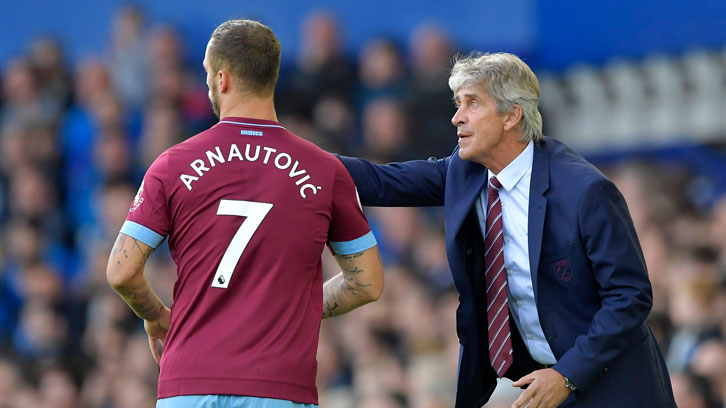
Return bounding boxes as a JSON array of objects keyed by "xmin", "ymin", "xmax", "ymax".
[{"xmin": 179, "ymin": 143, "xmax": 322, "ymax": 199}]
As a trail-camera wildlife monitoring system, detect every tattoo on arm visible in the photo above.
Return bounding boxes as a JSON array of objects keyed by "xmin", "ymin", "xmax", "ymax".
[
  {"xmin": 117, "ymin": 280, "xmax": 163, "ymax": 321},
  {"xmin": 322, "ymin": 251, "xmax": 377, "ymax": 319},
  {"xmin": 338, "ymin": 252, "xmax": 364, "ymax": 260},
  {"xmin": 322, "ymin": 281, "xmax": 341, "ymax": 318},
  {"xmin": 109, "ymin": 233, "xmax": 163, "ymax": 321},
  {"xmin": 113, "ymin": 234, "xmax": 154, "ymax": 267}
]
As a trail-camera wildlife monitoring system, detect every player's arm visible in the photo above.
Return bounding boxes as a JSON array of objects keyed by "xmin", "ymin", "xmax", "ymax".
[
  {"xmin": 322, "ymin": 245, "xmax": 383, "ymax": 319},
  {"xmin": 107, "ymin": 233, "xmax": 163, "ymax": 320},
  {"xmin": 106, "ymin": 232, "xmax": 170, "ymax": 363}
]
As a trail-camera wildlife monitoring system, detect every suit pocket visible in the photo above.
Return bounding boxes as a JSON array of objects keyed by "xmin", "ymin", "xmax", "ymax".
[
  {"xmin": 540, "ymin": 241, "xmax": 575, "ymax": 263},
  {"xmin": 540, "ymin": 242, "xmax": 576, "ymax": 283}
]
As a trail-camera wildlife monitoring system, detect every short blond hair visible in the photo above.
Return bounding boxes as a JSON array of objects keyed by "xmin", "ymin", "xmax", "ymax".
[{"xmin": 449, "ymin": 52, "xmax": 543, "ymax": 143}]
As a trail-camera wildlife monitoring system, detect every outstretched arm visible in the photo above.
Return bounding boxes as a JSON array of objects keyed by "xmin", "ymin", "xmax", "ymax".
[
  {"xmin": 322, "ymin": 245, "xmax": 384, "ymax": 319},
  {"xmin": 338, "ymin": 154, "xmax": 450, "ymax": 207},
  {"xmin": 106, "ymin": 233, "xmax": 170, "ymax": 363}
]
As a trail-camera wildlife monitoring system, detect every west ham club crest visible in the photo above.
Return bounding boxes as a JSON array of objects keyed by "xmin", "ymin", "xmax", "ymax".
[{"xmin": 553, "ymin": 259, "xmax": 573, "ymax": 282}]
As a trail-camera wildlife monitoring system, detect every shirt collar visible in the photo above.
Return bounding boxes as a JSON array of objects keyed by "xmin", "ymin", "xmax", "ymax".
[
  {"xmin": 218, "ymin": 116, "xmax": 285, "ymax": 128},
  {"xmin": 489, "ymin": 141, "xmax": 534, "ymax": 191}
]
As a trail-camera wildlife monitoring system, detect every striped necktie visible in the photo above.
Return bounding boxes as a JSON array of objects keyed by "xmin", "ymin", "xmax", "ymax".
[{"xmin": 484, "ymin": 176, "xmax": 513, "ymax": 377}]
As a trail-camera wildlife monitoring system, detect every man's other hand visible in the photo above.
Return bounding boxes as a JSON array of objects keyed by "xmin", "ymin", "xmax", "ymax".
[{"xmin": 511, "ymin": 368, "xmax": 570, "ymax": 408}]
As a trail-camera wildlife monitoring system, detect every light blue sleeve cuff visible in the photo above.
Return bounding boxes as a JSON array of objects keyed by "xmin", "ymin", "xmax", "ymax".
[
  {"xmin": 120, "ymin": 220, "xmax": 165, "ymax": 248},
  {"xmin": 330, "ymin": 231, "xmax": 377, "ymax": 255}
]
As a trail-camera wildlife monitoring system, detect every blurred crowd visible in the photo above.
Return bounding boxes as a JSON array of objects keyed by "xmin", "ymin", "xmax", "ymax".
[
  {"xmin": 538, "ymin": 48, "xmax": 726, "ymax": 152},
  {"xmin": 0, "ymin": 6, "xmax": 724, "ymax": 408}
]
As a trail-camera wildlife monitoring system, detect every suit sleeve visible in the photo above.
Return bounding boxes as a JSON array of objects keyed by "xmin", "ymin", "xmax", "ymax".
[
  {"xmin": 553, "ymin": 178, "xmax": 653, "ymax": 391},
  {"xmin": 336, "ymin": 154, "xmax": 450, "ymax": 207}
]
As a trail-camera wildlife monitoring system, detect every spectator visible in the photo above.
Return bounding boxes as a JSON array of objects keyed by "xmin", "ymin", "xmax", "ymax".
[
  {"xmin": 671, "ymin": 371, "xmax": 717, "ymax": 408},
  {"xmin": 359, "ymin": 97, "xmax": 412, "ymax": 162},
  {"xmin": 690, "ymin": 339, "xmax": 726, "ymax": 407},
  {"xmin": 27, "ymin": 37, "xmax": 73, "ymax": 109},
  {"xmin": 405, "ymin": 24, "xmax": 457, "ymax": 159},
  {"xmin": 279, "ymin": 11, "xmax": 356, "ymax": 117},
  {"xmin": 1, "ymin": 58, "xmax": 60, "ymax": 128},
  {"xmin": 108, "ymin": 5, "xmax": 148, "ymax": 109},
  {"xmin": 357, "ymin": 38, "xmax": 408, "ymax": 108}
]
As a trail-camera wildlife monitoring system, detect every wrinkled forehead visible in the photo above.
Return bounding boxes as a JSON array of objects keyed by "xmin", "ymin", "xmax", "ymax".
[{"xmin": 453, "ymin": 82, "xmax": 489, "ymax": 101}]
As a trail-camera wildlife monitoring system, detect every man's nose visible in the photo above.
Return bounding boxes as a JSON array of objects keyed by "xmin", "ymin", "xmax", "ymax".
[{"xmin": 451, "ymin": 107, "xmax": 465, "ymax": 127}]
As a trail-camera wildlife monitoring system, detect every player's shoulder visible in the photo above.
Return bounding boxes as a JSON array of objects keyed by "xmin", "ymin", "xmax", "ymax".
[
  {"xmin": 282, "ymin": 129, "xmax": 340, "ymax": 168},
  {"xmin": 174, "ymin": 126, "xmax": 217, "ymax": 149},
  {"xmin": 142, "ymin": 126, "xmax": 213, "ymax": 170},
  {"xmin": 157, "ymin": 126, "xmax": 216, "ymax": 159}
]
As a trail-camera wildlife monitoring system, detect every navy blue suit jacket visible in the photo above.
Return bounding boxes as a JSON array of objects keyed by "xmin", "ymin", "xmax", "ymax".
[{"xmin": 339, "ymin": 137, "xmax": 675, "ymax": 407}]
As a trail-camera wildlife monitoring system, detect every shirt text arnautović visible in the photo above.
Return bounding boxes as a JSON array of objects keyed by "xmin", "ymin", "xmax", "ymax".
[{"xmin": 179, "ymin": 143, "xmax": 322, "ymax": 198}]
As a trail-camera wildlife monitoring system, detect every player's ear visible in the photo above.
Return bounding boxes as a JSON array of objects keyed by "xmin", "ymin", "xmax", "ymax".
[{"xmin": 218, "ymin": 70, "xmax": 231, "ymax": 93}]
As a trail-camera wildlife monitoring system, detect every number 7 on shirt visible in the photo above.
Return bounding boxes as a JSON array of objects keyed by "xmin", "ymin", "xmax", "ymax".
[{"xmin": 212, "ymin": 199, "xmax": 273, "ymax": 288}]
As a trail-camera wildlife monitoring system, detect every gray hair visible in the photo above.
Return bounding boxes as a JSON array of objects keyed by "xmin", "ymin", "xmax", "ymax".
[{"xmin": 449, "ymin": 52, "xmax": 543, "ymax": 143}]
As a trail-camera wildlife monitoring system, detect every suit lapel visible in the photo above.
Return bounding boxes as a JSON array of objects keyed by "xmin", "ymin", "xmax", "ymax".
[
  {"xmin": 446, "ymin": 159, "xmax": 488, "ymax": 239},
  {"xmin": 528, "ymin": 141, "xmax": 550, "ymax": 301}
]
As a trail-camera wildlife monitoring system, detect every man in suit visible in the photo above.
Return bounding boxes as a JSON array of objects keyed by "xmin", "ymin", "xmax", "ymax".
[{"xmin": 338, "ymin": 53, "xmax": 676, "ymax": 407}]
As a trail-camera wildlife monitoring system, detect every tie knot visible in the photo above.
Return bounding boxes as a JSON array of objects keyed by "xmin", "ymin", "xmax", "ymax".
[{"xmin": 489, "ymin": 176, "xmax": 502, "ymax": 190}]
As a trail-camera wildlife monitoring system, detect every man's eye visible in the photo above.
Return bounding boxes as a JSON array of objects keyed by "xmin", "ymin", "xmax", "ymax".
[{"xmin": 471, "ymin": 100, "xmax": 478, "ymax": 107}]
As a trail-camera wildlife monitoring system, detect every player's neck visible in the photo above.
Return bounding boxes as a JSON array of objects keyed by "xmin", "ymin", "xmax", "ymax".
[{"xmin": 219, "ymin": 94, "xmax": 278, "ymax": 122}]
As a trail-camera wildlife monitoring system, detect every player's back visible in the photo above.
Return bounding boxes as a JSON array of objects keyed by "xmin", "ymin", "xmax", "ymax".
[{"xmin": 125, "ymin": 117, "xmax": 370, "ymax": 404}]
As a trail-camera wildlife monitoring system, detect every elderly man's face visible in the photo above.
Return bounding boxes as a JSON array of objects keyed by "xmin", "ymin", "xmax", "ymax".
[{"xmin": 451, "ymin": 85, "xmax": 507, "ymax": 166}]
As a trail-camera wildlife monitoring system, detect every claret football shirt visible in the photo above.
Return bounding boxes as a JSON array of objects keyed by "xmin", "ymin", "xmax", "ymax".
[{"xmin": 120, "ymin": 117, "xmax": 376, "ymax": 404}]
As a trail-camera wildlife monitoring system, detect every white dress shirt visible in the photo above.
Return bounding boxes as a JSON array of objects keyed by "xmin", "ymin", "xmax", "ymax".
[{"xmin": 475, "ymin": 141, "xmax": 557, "ymax": 365}]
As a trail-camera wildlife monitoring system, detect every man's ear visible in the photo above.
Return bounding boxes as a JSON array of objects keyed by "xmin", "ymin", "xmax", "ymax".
[
  {"xmin": 218, "ymin": 70, "xmax": 231, "ymax": 93},
  {"xmin": 503, "ymin": 104, "xmax": 523, "ymax": 132}
]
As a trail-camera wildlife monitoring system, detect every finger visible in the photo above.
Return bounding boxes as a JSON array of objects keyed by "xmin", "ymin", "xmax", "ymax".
[
  {"xmin": 511, "ymin": 396, "xmax": 531, "ymax": 408},
  {"xmin": 512, "ymin": 374, "xmax": 535, "ymax": 387},
  {"xmin": 148, "ymin": 337, "xmax": 158, "ymax": 364},
  {"xmin": 149, "ymin": 336, "xmax": 160, "ymax": 365},
  {"xmin": 526, "ymin": 395, "xmax": 543, "ymax": 408},
  {"xmin": 512, "ymin": 387, "xmax": 535, "ymax": 408}
]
